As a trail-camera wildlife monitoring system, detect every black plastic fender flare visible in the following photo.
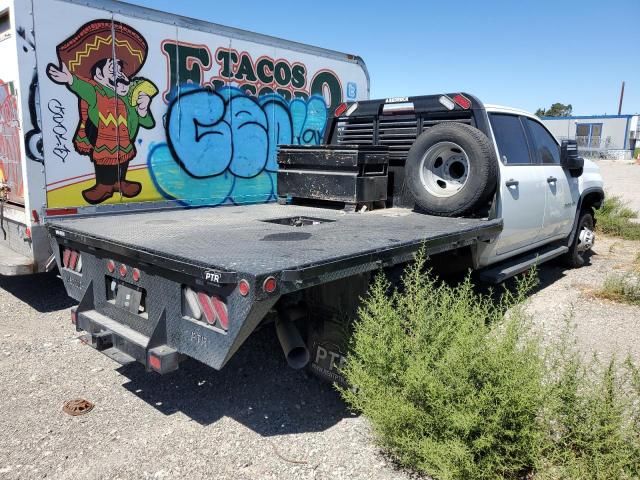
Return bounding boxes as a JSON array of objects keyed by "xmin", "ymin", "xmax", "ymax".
[{"xmin": 567, "ymin": 187, "xmax": 604, "ymax": 246}]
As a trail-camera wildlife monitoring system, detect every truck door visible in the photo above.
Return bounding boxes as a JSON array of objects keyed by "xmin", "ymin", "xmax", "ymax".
[
  {"xmin": 489, "ymin": 113, "xmax": 546, "ymax": 256},
  {"xmin": 523, "ymin": 117, "xmax": 579, "ymax": 240}
]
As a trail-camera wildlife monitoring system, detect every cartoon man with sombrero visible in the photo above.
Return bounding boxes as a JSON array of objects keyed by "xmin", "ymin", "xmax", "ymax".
[{"xmin": 47, "ymin": 20, "xmax": 158, "ymax": 205}]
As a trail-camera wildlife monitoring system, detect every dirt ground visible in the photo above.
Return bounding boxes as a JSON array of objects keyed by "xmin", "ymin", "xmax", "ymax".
[{"xmin": 0, "ymin": 161, "xmax": 639, "ymax": 480}]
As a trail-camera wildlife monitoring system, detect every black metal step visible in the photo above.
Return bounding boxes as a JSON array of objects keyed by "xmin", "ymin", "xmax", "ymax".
[{"xmin": 478, "ymin": 244, "xmax": 569, "ymax": 284}]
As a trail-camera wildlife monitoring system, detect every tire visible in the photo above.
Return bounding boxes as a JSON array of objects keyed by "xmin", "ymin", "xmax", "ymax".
[
  {"xmin": 564, "ymin": 209, "xmax": 595, "ymax": 268},
  {"xmin": 405, "ymin": 122, "xmax": 498, "ymax": 216}
]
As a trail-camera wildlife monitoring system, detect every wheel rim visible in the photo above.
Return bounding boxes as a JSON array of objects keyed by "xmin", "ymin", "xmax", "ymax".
[
  {"xmin": 577, "ymin": 226, "xmax": 595, "ymax": 252},
  {"xmin": 418, "ymin": 141, "xmax": 470, "ymax": 198}
]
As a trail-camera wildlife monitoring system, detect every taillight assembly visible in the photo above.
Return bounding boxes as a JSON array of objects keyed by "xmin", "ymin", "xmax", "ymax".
[
  {"xmin": 334, "ymin": 102, "xmax": 348, "ymax": 117},
  {"xmin": 263, "ymin": 276, "xmax": 277, "ymax": 294},
  {"xmin": 183, "ymin": 287, "xmax": 229, "ymax": 331},
  {"xmin": 61, "ymin": 248, "xmax": 82, "ymax": 273},
  {"xmin": 238, "ymin": 279, "xmax": 250, "ymax": 297}
]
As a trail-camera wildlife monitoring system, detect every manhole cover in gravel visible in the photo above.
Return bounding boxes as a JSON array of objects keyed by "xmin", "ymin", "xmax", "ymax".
[{"xmin": 63, "ymin": 399, "xmax": 94, "ymax": 416}]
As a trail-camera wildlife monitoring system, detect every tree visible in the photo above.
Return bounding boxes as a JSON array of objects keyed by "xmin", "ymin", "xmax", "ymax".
[{"xmin": 535, "ymin": 103, "xmax": 573, "ymax": 118}]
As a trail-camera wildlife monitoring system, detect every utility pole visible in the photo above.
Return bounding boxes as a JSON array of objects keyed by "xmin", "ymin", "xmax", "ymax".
[{"xmin": 618, "ymin": 81, "xmax": 625, "ymax": 115}]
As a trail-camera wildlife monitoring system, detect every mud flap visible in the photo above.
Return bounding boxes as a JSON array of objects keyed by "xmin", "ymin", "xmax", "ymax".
[{"xmin": 305, "ymin": 273, "xmax": 371, "ymax": 387}]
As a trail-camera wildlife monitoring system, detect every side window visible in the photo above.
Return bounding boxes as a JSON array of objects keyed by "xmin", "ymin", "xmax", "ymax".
[
  {"xmin": 489, "ymin": 114, "xmax": 532, "ymax": 165},
  {"xmin": 525, "ymin": 118, "xmax": 560, "ymax": 165}
]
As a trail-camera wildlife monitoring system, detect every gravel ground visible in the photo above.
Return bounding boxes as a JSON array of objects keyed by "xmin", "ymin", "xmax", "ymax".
[
  {"xmin": 595, "ymin": 159, "xmax": 640, "ymax": 213},
  {"xmin": 0, "ymin": 161, "xmax": 639, "ymax": 480}
]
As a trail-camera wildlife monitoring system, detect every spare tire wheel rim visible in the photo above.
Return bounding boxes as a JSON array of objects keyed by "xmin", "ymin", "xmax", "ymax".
[{"xmin": 419, "ymin": 141, "xmax": 470, "ymax": 198}]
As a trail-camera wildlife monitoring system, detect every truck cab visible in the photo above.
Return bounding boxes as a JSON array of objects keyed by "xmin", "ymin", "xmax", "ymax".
[{"xmin": 475, "ymin": 105, "xmax": 603, "ymax": 268}]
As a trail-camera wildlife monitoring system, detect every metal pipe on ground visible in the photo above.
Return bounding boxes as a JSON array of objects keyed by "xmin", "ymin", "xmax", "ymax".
[{"xmin": 275, "ymin": 305, "xmax": 310, "ymax": 369}]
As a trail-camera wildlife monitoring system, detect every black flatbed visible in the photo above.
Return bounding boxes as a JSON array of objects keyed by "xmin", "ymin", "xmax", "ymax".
[{"xmin": 49, "ymin": 204, "xmax": 502, "ymax": 283}]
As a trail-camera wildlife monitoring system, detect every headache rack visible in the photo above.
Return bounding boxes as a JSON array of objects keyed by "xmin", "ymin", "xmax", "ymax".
[{"xmin": 331, "ymin": 93, "xmax": 481, "ymax": 165}]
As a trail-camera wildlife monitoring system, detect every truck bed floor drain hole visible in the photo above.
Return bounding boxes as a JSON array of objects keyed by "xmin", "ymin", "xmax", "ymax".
[
  {"xmin": 63, "ymin": 399, "xmax": 94, "ymax": 416},
  {"xmin": 262, "ymin": 216, "xmax": 335, "ymax": 227}
]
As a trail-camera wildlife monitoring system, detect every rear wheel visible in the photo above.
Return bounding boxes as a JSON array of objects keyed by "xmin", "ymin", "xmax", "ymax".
[
  {"xmin": 564, "ymin": 209, "xmax": 595, "ymax": 268},
  {"xmin": 405, "ymin": 122, "xmax": 498, "ymax": 216}
]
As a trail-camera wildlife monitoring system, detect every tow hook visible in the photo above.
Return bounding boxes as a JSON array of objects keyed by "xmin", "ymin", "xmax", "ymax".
[{"xmin": 578, "ymin": 228, "xmax": 595, "ymax": 252}]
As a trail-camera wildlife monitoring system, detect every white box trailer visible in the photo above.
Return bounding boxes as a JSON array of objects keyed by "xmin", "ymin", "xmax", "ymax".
[{"xmin": 0, "ymin": 0, "xmax": 369, "ymax": 275}]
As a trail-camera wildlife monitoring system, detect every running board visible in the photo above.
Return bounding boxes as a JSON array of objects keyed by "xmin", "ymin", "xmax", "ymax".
[{"xmin": 478, "ymin": 245, "xmax": 569, "ymax": 284}]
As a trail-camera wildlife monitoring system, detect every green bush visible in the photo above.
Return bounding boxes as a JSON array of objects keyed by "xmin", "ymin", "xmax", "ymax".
[
  {"xmin": 341, "ymin": 252, "xmax": 640, "ymax": 479},
  {"xmin": 596, "ymin": 273, "xmax": 640, "ymax": 306},
  {"xmin": 595, "ymin": 196, "xmax": 640, "ymax": 240},
  {"xmin": 341, "ymin": 252, "xmax": 544, "ymax": 479}
]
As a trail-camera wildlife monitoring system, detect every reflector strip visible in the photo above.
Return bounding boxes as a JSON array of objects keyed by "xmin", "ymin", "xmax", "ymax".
[
  {"xmin": 453, "ymin": 94, "xmax": 472, "ymax": 110},
  {"xmin": 211, "ymin": 296, "xmax": 228, "ymax": 330},
  {"xmin": 197, "ymin": 292, "xmax": 217, "ymax": 325},
  {"xmin": 46, "ymin": 208, "xmax": 78, "ymax": 217},
  {"xmin": 382, "ymin": 102, "xmax": 414, "ymax": 114},
  {"xmin": 148, "ymin": 355, "xmax": 161, "ymax": 371}
]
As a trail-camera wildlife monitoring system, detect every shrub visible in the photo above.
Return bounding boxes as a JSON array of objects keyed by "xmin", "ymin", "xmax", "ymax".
[
  {"xmin": 340, "ymin": 251, "xmax": 544, "ymax": 479},
  {"xmin": 341, "ymin": 251, "xmax": 640, "ymax": 479},
  {"xmin": 596, "ymin": 274, "xmax": 640, "ymax": 306},
  {"xmin": 595, "ymin": 196, "xmax": 640, "ymax": 240}
]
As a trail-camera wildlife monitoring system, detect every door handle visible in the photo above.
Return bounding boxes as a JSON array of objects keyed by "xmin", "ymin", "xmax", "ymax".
[
  {"xmin": 505, "ymin": 179, "xmax": 519, "ymax": 187},
  {"xmin": 547, "ymin": 176, "xmax": 557, "ymax": 183}
]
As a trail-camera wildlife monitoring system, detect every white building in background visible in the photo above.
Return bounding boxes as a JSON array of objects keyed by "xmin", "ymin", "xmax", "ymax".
[{"xmin": 541, "ymin": 114, "xmax": 639, "ymax": 159}]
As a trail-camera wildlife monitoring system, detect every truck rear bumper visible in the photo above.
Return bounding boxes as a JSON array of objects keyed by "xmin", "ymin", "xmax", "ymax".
[{"xmin": 73, "ymin": 307, "xmax": 181, "ymax": 374}]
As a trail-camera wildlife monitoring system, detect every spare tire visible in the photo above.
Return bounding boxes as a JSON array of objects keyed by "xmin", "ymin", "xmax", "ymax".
[{"xmin": 405, "ymin": 122, "xmax": 498, "ymax": 216}]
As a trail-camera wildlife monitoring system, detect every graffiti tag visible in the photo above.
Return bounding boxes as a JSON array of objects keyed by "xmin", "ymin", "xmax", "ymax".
[
  {"xmin": 47, "ymin": 99, "xmax": 70, "ymax": 163},
  {"xmin": 17, "ymin": 27, "xmax": 44, "ymax": 164},
  {"xmin": 148, "ymin": 86, "xmax": 328, "ymax": 206}
]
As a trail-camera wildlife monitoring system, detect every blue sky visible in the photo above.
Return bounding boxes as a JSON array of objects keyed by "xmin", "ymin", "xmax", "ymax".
[{"xmin": 125, "ymin": 0, "xmax": 639, "ymax": 115}]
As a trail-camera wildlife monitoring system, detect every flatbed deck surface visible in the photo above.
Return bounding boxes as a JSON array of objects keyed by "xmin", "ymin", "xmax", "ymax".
[{"xmin": 49, "ymin": 204, "xmax": 502, "ymax": 276}]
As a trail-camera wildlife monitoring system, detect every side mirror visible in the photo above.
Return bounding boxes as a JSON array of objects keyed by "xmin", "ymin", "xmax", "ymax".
[{"xmin": 560, "ymin": 140, "xmax": 584, "ymax": 175}]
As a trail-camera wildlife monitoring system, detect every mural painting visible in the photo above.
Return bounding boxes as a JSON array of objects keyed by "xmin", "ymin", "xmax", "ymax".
[
  {"xmin": 0, "ymin": 80, "xmax": 23, "ymax": 204},
  {"xmin": 41, "ymin": 15, "xmax": 363, "ymax": 209},
  {"xmin": 47, "ymin": 20, "xmax": 158, "ymax": 205}
]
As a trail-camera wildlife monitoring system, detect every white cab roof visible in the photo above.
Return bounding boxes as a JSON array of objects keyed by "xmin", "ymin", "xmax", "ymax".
[{"xmin": 485, "ymin": 104, "xmax": 538, "ymax": 121}]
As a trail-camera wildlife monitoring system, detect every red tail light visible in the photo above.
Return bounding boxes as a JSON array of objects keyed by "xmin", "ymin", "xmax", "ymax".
[
  {"xmin": 118, "ymin": 264, "xmax": 127, "ymax": 278},
  {"xmin": 238, "ymin": 279, "xmax": 250, "ymax": 296},
  {"xmin": 107, "ymin": 260, "xmax": 116, "ymax": 273},
  {"xmin": 453, "ymin": 94, "xmax": 471, "ymax": 110},
  {"xmin": 334, "ymin": 102, "xmax": 348, "ymax": 117},
  {"xmin": 69, "ymin": 251, "xmax": 79, "ymax": 270},
  {"xmin": 211, "ymin": 296, "xmax": 228, "ymax": 330},
  {"xmin": 184, "ymin": 287, "xmax": 229, "ymax": 331},
  {"xmin": 132, "ymin": 268, "xmax": 141, "ymax": 282},
  {"xmin": 197, "ymin": 292, "xmax": 216, "ymax": 325},
  {"xmin": 263, "ymin": 276, "xmax": 277, "ymax": 294},
  {"xmin": 148, "ymin": 354, "xmax": 162, "ymax": 371},
  {"xmin": 62, "ymin": 248, "xmax": 82, "ymax": 273},
  {"xmin": 62, "ymin": 248, "xmax": 71, "ymax": 268}
]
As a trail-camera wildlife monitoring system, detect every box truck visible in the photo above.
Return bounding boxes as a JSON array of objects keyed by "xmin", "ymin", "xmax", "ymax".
[{"xmin": 0, "ymin": 0, "xmax": 369, "ymax": 275}]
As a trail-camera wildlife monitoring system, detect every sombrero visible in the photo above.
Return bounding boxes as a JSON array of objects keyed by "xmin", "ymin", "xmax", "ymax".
[{"xmin": 56, "ymin": 20, "xmax": 148, "ymax": 80}]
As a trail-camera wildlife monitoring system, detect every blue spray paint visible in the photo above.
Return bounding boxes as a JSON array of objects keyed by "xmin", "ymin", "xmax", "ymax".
[{"xmin": 148, "ymin": 86, "xmax": 328, "ymax": 206}]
